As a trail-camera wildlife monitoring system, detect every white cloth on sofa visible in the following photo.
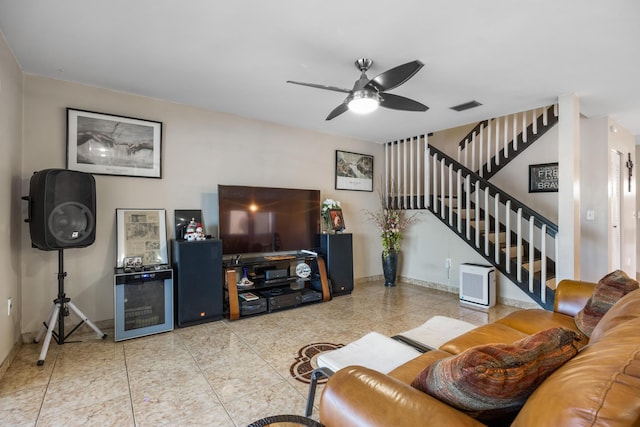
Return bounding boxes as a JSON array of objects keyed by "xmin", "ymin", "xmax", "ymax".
[
  {"xmin": 317, "ymin": 331, "xmax": 421, "ymax": 374},
  {"xmin": 316, "ymin": 316, "xmax": 477, "ymax": 374},
  {"xmin": 396, "ymin": 315, "xmax": 476, "ymax": 349}
]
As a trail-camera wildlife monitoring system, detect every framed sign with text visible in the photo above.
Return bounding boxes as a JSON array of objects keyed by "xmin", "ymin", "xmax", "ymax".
[{"xmin": 529, "ymin": 162, "xmax": 558, "ymax": 193}]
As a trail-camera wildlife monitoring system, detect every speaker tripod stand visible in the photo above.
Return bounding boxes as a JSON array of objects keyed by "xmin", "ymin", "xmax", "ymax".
[{"xmin": 34, "ymin": 249, "xmax": 106, "ymax": 365}]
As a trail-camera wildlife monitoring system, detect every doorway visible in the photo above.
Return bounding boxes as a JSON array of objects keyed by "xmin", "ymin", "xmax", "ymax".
[{"xmin": 610, "ymin": 149, "xmax": 622, "ymax": 271}]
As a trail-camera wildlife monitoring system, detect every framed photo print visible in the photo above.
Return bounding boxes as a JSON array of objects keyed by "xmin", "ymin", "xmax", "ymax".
[
  {"xmin": 123, "ymin": 256, "xmax": 143, "ymax": 270},
  {"xmin": 335, "ymin": 150, "xmax": 374, "ymax": 192},
  {"xmin": 67, "ymin": 108, "xmax": 162, "ymax": 178},
  {"xmin": 329, "ymin": 209, "xmax": 345, "ymax": 231},
  {"xmin": 174, "ymin": 209, "xmax": 203, "ymax": 241},
  {"xmin": 529, "ymin": 162, "xmax": 558, "ymax": 193},
  {"xmin": 116, "ymin": 209, "xmax": 168, "ymax": 267}
]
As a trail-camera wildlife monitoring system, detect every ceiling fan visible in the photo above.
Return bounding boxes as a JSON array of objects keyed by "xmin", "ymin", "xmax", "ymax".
[{"xmin": 287, "ymin": 58, "xmax": 428, "ymax": 121}]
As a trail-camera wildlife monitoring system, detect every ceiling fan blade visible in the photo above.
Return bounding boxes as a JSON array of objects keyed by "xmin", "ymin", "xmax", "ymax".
[
  {"xmin": 326, "ymin": 103, "xmax": 349, "ymax": 120},
  {"xmin": 367, "ymin": 60, "xmax": 424, "ymax": 92},
  {"xmin": 287, "ymin": 80, "xmax": 351, "ymax": 94},
  {"xmin": 380, "ymin": 93, "xmax": 429, "ymax": 112}
]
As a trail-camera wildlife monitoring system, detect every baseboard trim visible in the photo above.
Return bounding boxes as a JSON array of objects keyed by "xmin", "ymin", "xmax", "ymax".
[
  {"xmin": 22, "ymin": 318, "xmax": 114, "ymax": 345},
  {"xmin": 355, "ymin": 275, "xmax": 383, "ymax": 284},
  {"xmin": 0, "ymin": 340, "xmax": 22, "ymax": 380},
  {"xmin": 398, "ymin": 275, "xmax": 458, "ymax": 294},
  {"xmin": 357, "ymin": 275, "xmax": 539, "ymax": 309}
]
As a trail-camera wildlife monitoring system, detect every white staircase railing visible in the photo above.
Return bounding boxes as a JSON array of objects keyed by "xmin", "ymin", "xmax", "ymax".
[
  {"xmin": 457, "ymin": 104, "xmax": 559, "ymax": 177},
  {"xmin": 384, "ymin": 136, "xmax": 558, "ymax": 310}
]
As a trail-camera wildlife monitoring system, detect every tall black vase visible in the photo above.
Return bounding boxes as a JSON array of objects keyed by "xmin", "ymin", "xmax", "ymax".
[{"xmin": 382, "ymin": 250, "xmax": 399, "ymax": 287}]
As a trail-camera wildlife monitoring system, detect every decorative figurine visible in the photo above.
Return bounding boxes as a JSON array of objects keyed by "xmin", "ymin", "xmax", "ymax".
[
  {"xmin": 184, "ymin": 218, "xmax": 198, "ymax": 241},
  {"xmin": 195, "ymin": 224, "xmax": 205, "ymax": 240},
  {"xmin": 238, "ymin": 267, "xmax": 253, "ymax": 287}
]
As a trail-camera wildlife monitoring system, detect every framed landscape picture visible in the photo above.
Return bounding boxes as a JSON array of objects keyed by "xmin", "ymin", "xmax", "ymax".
[
  {"xmin": 335, "ymin": 150, "xmax": 374, "ymax": 191},
  {"xmin": 67, "ymin": 108, "xmax": 162, "ymax": 178}
]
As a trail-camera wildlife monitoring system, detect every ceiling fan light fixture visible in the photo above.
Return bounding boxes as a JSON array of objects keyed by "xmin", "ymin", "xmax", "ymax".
[{"xmin": 348, "ymin": 90, "xmax": 380, "ymax": 114}]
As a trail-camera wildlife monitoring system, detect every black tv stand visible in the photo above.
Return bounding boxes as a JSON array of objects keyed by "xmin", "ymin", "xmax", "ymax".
[{"xmin": 224, "ymin": 253, "xmax": 331, "ymax": 320}]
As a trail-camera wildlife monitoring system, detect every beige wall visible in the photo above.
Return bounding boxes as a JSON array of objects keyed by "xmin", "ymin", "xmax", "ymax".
[
  {"xmin": 580, "ymin": 117, "xmax": 636, "ymax": 282},
  {"xmin": 20, "ymin": 75, "xmax": 383, "ymax": 335},
  {"xmin": 579, "ymin": 117, "xmax": 609, "ymax": 279},
  {"xmin": 0, "ymin": 33, "xmax": 24, "ymax": 367}
]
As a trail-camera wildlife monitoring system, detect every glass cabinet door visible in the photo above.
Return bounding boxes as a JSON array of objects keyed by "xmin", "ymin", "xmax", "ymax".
[{"xmin": 114, "ymin": 269, "xmax": 173, "ymax": 341}]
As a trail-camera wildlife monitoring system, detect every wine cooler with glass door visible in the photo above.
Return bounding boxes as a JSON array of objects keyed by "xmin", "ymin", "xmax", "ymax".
[{"xmin": 114, "ymin": 267, "xmax": 174, "ymax": 341}]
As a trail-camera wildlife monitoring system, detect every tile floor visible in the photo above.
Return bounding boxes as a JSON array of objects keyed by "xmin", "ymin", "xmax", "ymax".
[{"xmin": 0, "ymin": 280, "xmax": 520, "ymax": 426}]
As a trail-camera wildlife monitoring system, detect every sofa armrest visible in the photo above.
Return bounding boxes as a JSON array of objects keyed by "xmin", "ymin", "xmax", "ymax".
[
  {"xmin": 319, "ymin": 366, "xmax": 485, "ymax": 427},
  {"xmin": 554, "ymin": 280, "xmax": 595, "ymax": 316}
]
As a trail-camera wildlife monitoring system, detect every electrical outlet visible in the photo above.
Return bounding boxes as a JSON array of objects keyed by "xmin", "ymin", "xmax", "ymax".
[
  {"xmin": 445, "ymin": 258, "xmax": 452, "ymax": 268},
  {"xmin": 7, "ymin": 298, "xmax": 12, "ymax": 316}
]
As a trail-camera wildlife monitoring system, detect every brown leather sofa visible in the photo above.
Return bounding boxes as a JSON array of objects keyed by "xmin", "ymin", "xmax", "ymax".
[{"xmin": 319, "ymin": 280, "xmax": 640, "ymax": 426}]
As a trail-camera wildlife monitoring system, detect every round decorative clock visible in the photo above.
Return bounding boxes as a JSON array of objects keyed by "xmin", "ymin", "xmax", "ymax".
[{"xmin": 295, "ymin": 262, "xmax": 311, "ymax": 279}]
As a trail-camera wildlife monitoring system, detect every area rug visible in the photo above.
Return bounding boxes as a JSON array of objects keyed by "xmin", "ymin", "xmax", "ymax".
[{"xmin": 290, "ymin": 342, "xmax": 344, "ymax": 384}]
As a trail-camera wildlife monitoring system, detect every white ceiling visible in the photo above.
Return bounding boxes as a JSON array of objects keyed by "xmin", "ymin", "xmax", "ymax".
[{"xmin": 1, "ymin": 0, "xmax": 639, "ymax": 143}]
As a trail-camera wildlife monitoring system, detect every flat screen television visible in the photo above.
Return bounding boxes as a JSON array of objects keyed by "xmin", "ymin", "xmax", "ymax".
[{"xmin": 218, "ymin": 185, "xmax": 321, "ymax": 255}]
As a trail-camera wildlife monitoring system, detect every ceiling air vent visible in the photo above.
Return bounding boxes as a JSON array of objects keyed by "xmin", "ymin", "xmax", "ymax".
[{"xmin": 450, "ymin": 100, "xmax": 482, "ymax": 112}]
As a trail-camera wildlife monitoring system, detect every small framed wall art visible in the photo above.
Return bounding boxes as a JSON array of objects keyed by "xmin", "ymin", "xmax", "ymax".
[
  {"xmin": 329, "ymin": 209, "xmax": 345, "ymax": 232},
  {"xmin": 529, "ymin": 162, "xmax": 558, "ymax": 193},
  {"xmin": 335, "ymin": 150, "xmax": 374, "ymax": 192},
  {"xmin": 67, "ymin": 108, "xmax": 162, "ymax": 178}
]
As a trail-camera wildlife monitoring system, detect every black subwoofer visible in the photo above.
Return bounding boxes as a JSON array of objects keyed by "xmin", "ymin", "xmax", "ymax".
[{"xmin": 25, "ymin": 169, "xmax": 96, "ymax": 251}]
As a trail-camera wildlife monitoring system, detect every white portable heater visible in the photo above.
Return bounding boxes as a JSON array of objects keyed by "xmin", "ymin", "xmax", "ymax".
[{"xmin": 459, "ymin": 263, "xmax": 496, "ymax": 309}]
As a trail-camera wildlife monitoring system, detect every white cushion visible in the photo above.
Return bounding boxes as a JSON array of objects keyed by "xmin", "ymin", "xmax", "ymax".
[{"xmin": 317, "ymin": 331, "xmax": 421, "ymax": 374}]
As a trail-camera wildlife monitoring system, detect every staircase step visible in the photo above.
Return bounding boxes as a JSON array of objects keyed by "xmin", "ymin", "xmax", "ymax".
[
  {"xmin": 523, "ymin": 259, "xmax": 543, "ymax": 273},
  {"xmin": 450, "ymin": 206, "xmax": 475, "ymax": 220},
  {"xmin": 501, "ymin": 245, "xmax": 524, "ymax": 257},
  {"xmin": 487, "ymin": 232, "xmax": 506, "ymax": 243},
  {"xmin": 461, "ymin": 209, "xmax": 475, "ymax": 220},
  {"xmin": 531, "ymin": 271, "xmax": 557, "ymax": 290},
  {"xmin": 470, "ymin": 220, "xmax": 487, "ymax": 231}
]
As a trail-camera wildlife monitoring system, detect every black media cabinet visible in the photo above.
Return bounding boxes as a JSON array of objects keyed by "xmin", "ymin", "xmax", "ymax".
[{"xmin": 224, "ymin": 253, "xmax": 331, "ymax": 320}]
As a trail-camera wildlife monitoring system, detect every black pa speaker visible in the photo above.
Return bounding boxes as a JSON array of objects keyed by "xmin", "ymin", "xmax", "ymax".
[{"xmin": 25, "ymin": 169, "xmax": 96, "ymax": 251}]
